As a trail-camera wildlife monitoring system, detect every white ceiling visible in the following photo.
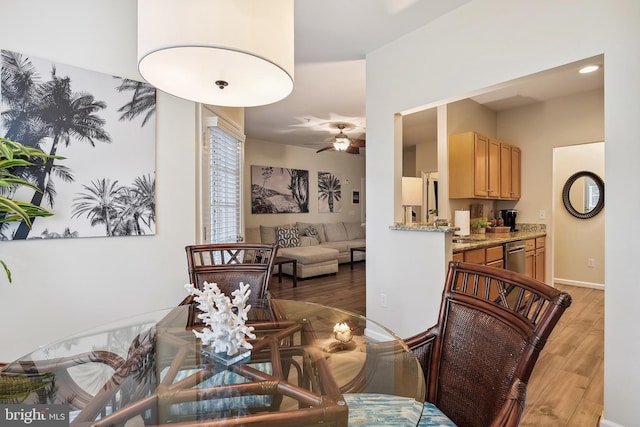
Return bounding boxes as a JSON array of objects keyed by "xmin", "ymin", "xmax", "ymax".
[
  {"xmin": 403, "ymin": 55, "xmax": 604, "ymax": 147},
  {"xmin": 243, "ymin": 1, "xmax": 604, "ymax": 151}
]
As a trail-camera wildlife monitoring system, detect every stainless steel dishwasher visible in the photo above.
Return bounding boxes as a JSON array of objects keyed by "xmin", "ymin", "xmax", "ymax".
[{"xmin": 504, "ymin": 241, "xmax": 526, "ymax": 274}]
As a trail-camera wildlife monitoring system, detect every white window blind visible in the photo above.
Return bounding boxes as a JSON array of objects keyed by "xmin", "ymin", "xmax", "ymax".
[{"xmin": 208, "ymin": 123, "xmax": 242, "ymax": 243}]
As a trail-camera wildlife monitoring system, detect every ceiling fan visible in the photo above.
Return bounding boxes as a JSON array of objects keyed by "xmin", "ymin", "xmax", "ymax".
[{"xmin": 316, "ymin": 123, "xmax": 366, "ymax": 154}]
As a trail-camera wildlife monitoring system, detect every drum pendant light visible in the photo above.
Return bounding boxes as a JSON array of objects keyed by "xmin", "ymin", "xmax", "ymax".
[{"xmin": 137, "ymin": 0, "xmax": 294, "ymax": 107}]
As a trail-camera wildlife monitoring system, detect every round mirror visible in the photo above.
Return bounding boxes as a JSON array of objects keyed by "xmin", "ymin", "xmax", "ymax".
[{"xmin": 562, "ymin": 171, "xmax": 604, "ymax": 219}]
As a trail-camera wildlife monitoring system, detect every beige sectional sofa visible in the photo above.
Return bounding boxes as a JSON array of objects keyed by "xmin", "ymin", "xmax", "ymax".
[{"xmin": 245, "ymin": 221, "xmax": 366, "ymax": 279}]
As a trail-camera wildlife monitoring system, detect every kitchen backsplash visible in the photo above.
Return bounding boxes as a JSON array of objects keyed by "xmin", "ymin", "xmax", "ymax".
[{"xmin": 516, "ymin": 223, "xmax": 546, "ymax": 233}]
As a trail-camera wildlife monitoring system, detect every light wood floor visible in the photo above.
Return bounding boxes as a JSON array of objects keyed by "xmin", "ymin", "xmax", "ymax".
[
  {"xmin": 269, "ymin": 263, "xmax": 604, "ymax": 427},
  {"xmin": 519, "ymin": 284, "xmax": 604, "ymax": 427}
]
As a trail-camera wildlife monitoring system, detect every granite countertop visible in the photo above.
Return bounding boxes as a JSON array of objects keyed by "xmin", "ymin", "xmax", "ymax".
[
  {"xmin": 451, "ymin": 224, "xmax": 546, "ymax": 253},
  {"xmin": 389, "ymin": 223, "xmax": 457, "ymax": 233}
]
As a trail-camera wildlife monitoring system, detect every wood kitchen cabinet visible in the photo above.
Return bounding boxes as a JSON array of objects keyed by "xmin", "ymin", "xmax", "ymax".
[
  {"xmin": 463, "ymin": 247, "xmax": 486, "ymax": 264},
  {"xmin": 449, "ymin": 131, "xmax": 521, "ymax": 200},
  {"xmin": 485, "ymin": 245, "xmax": 504, "ymax": 269},
  {"xmin": 525, "ymin": 239, "xmax": 535, "ymax": 277},
  {"xmin": 499, "ymin": 141, "xmax": 521, "ymax": 200},
  {"xmin": 534, "ymin": 237, "xmax": 545, "ymax": 282},
  {"xmin": 449, "ymin": 132, "xmax": 500, "ymax": 199},
  {"xmin": 525, "ymin": 237, "xmax": 545, "ymax": 282},
  {"xmin": 456, "ymin": 244, "xmax": 503, "ymax": 268}
]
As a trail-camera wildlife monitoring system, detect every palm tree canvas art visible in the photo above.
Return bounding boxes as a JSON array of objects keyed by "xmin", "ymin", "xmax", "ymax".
[
  {"xmin": 1, "ymin": 50, "xmax": 156, "ymax": 240},
  {"xmin": 250, "ymin": 165, "xmax": 309, "ymax": 213},
  {"xmin": 318, "ymin": 172, "xmax": 342, "ymax": 213}
]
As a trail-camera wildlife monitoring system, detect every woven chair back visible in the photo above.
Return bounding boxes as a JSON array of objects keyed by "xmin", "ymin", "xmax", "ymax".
[
  {"xmin": 427, "ymin": 261, "xmax": 571, "ymax": 427},
  {"xmin": 184, "ymin": 243, "xmax": 279, "ymax": 307}
]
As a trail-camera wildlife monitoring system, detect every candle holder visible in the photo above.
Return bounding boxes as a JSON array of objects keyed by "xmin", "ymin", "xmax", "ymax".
[
  {"xmin": 333, "ymin": 322, "xmax": 353, "ymax": 343},
  {"xmin": 326, "ymin": 322, "xmax": 356, "ymax": 353}
]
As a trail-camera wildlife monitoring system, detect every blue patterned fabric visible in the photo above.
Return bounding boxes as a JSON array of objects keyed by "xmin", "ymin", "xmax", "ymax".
[
  {"xmin": 418, "ymin": 402, "xmax": 457, "ymax": 426},
  {"xmin": 344, "ymin": 393, "xmax": 423, "ymax": 426},
  {"xmin": 343, "ymin": 394, "xmax": 457, "ymax": 427},
  {"xmin": 160, "ymin": 363, "xmax": 273, "ymax": 414}
]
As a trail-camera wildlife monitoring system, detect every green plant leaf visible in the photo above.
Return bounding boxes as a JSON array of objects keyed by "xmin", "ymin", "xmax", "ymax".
[
  {"xmin": 0, "ymin": 197, "xmax": 33, "ymax": 226},
  {"xmin": 0, "ymin": 260, "xmax": 11, "ymax": 283},
  {"xmin": 0, "ymin": 176, "xmax": 43, "ymax": 193},
  {"xmin": 0, "ymin": 158, "xmax": 34, "ymax": 168},
  {"xmin": 0, "ymin": 138, "xmax": 61, "ymax": 284}
]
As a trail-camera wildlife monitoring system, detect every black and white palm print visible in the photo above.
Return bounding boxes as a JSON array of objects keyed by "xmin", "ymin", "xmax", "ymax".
[{"xmin": 1, "ymin": 49, "xmax": 157, "ymax": 240}]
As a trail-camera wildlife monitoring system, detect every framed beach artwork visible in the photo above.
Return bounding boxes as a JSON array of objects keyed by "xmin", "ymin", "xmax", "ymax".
[
  {"xmin": 250, "ymin": 165, "xmax": 309, "ymax": 213},
  {"xmin": 1, "ymin": 49, "xmax": 156, "ymax": 240},
  {"xmin": 318, "ymin": 171, "xmax": 342, "ymax": 213}
]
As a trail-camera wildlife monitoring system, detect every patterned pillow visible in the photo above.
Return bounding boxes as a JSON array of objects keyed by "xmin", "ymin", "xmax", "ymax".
[
  {"xmin": 303, "ymin": 226, "xmax": 320, "ymax": 243},
  {"xmin": 275, "ymin": 225, "xmax": 301, "ymax": 248}
]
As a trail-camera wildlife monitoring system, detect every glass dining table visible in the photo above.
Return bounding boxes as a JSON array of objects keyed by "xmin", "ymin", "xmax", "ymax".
[{"xmin": 0, "ymin": 299, "xmax": 426, "ymax": 426}]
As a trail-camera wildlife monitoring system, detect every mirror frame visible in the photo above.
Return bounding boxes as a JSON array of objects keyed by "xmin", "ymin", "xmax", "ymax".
[{"xmin": 562, "ymin": 171, "xmax": 605, "ymax": 219}]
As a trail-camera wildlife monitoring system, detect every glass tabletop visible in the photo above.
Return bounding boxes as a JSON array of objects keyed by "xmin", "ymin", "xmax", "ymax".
[{"xmin": 1, "ymin": 300, "xmax": 425, "ymax": 426}]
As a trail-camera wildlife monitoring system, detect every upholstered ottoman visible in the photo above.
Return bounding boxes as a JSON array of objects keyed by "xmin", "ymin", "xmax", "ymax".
[{"xmin": 277, "ymin": 246, "xmax": 339, "ymax": 279}]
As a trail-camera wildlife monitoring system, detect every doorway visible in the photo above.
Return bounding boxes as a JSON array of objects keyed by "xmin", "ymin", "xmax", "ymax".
[{"xmin": 552, "ymin": 142, "xmax": 605, "ymax": 289}]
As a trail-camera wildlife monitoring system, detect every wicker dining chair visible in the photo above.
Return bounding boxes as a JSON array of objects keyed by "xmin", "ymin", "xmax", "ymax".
[
  {"xmin": 182, "ymin": 243, "xmax": 279, "ymax": 311},
  {"xmin": 404, "ymin": 261, "xmax": 572, "ymax": 427},
  {"xmin": 0, "ymin": 351, "xmax": 126, "ymax": 408}
]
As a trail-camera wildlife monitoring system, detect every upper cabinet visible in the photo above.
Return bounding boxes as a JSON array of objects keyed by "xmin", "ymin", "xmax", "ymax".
[
  {"xmin": 498, "ymin": 140, "xmax": 521, "ymax": 200},
  {"xmin": 449, "ymin": 131, "xmax": 521, "ymax": 200}
]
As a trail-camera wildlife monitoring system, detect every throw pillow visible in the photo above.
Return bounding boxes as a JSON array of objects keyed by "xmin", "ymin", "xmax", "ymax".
[
  {"xmin": 303, "ymin": 226, "xmax": 320, "ymax": 243},
  {"xmin": 259, "ymin": 225, "xmax": 279, "ymax": 244},
  {"xmin": 275, "ymin": 225, "xmax": 302, "ymax": 248}
]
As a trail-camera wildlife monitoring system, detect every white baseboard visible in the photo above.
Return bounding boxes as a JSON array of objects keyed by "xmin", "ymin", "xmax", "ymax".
[
  {"xmin": 554, "ymin": 278, "xmax": 604, "ymax": 290},
  {"xmin": 363, "ymin": 325, "xmax": 392, "ymax": 342},
  {"xmin": 600, "ymin": 418, "xmax": 625, "ymax": 427}
]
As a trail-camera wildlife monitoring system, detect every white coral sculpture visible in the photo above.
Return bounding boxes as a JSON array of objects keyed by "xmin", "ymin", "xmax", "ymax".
[{"xmin": 184, "ymin": 282, "xmax": 256, "ymax": 356}]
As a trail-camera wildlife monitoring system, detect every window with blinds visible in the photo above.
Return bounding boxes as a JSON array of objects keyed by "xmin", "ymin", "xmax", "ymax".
[{"xmin": 208, "ymin": 125, "xmax": 242, "ymax": 243}]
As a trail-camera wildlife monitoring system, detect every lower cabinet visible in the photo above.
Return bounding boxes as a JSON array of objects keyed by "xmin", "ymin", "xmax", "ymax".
[
  {"xmin": 454, "ymin": 236, "xmax": 546, "ymax": 283},
  {"xmin": 525, "ymin": 237, "xmax": 546, "ymax": 282},
  {"xmin": 485, "ymin": 245, "xmax": 504, "ymax": 269},
  {"xmin": 455, "ymin": 244, "xmax": 503, "ymax": 267},
  {"xmin": 463, "ymin": 248, "xmax": 486, "ymax": 264}
]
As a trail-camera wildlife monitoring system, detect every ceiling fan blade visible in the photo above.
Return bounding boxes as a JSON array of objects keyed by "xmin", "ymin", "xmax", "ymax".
[
  {"xmin": 346, "ymin": 145, "xmax": 361, "ymax": 154},
  {"xmin": 316, "ymin": 145, "xmax": 335, "ymax": 153},
  {"xmin": 351, "ymin": 138, "xmax": 366, "ymax": 147}
]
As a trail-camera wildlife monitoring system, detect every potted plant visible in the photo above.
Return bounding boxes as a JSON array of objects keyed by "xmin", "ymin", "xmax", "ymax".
[
  {"xmin": 470, "ymin": 217, "xmax": 489, "ymax": 234},
  {"xmin": 1, "ymin": 138, "xmax": 61, "ymax": 282}
]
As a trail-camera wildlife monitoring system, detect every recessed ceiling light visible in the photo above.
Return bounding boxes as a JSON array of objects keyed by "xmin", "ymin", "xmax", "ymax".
[{"xmin": 579, "ymin": 65, "xmax": 600, "ymax": 74}]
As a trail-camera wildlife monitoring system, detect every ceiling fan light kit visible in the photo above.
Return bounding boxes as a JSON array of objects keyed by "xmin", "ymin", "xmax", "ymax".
[
  {"xmin": 332, "ymin": 141, "xmax": 350, "ymax": 151},
  {"xmin": 137, "ymin": 0, "xmax": 295, "ymax": 107},
  {"xmin": 333, "ymin": 130, "xmax": 351, "ymax": 151},
  {"xmin": 317, "ymin": 123, "xmax": 366, "ymax": 154}
]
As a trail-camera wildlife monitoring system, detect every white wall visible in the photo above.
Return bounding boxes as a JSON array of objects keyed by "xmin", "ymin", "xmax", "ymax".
[
  {"xmin": 554, "ymin": 143, "xmax": 605, "ymax": 287},
  {"xmin": 498, "ymin": 89, "xmax": 604, "ymax": 285},
  {"xmin": 415, "ymin": 141, "xmax": 437, "ymax": 175},
  {"xmin": 448, "ymin": 98, "xmax": 497, "ymax": 137},
  {"xmin": 0, "ymin": 0, "xmax": 198, "ymax": 361},
  {"xmin": 243, "ymin": 139, "xmax": 365, "ymax": 228},
  {"xmin": 446, "ymin": 98, "xmax": 500, "ymax": 225},
  {"xmin": 365, "ymin": 0, "xmax": 639, "ymax": 425}
]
